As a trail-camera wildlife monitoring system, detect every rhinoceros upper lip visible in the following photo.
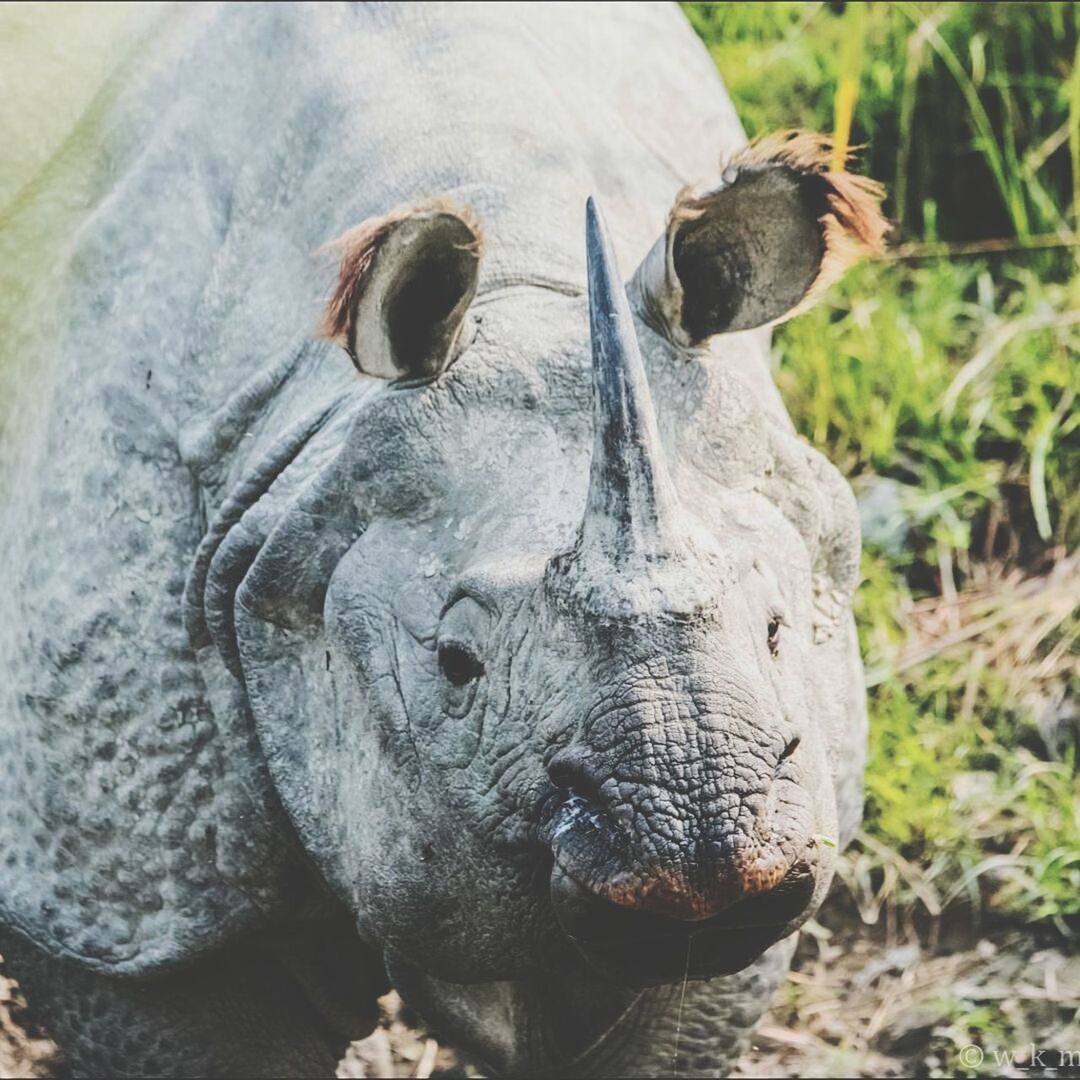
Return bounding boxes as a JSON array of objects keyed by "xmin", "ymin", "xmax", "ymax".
[{"xmin": 553, "ymin": 853, "xmax": 815, "ymax": 929}]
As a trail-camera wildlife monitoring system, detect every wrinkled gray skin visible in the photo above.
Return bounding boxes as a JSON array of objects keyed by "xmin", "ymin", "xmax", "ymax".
[{"xmin": 0, "ymin": 3, "xmax": 867, "ymax": 1077}]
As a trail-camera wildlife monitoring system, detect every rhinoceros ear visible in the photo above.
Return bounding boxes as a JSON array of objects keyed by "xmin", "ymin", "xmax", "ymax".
[
  {"xmin": 630, "ymin": 131, "xmax": 888, "ymax": 347},
  {"xmin": 318, "ymin": 200, "xmax": 482, "ymax": 381}
]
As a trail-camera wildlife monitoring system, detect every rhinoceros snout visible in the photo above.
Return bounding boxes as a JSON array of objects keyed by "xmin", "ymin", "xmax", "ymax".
[{"xmin": 544, "ymin": 737, "xmax": 823, "ymax": 982}]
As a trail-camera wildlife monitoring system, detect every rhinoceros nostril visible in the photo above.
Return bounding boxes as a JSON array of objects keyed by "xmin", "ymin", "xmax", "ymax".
[
  {"xmin": 547, "ymin": 751, "xmax": 612, "ymax": 848},
  {"xmin": 547, "ymin": 751, "xmax": 602, "ymax": 803}
]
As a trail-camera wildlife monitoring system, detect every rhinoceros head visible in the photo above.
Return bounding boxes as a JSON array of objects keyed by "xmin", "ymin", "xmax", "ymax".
[{"xmin": 220, "ymin": 135, "xmax": 886, "ymax": 993}]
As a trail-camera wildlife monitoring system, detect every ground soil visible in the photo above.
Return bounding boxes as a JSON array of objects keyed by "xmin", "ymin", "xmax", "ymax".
[{"xmin": 3, "ymin": 893, "xmax": 1077, "ymax": 1079}]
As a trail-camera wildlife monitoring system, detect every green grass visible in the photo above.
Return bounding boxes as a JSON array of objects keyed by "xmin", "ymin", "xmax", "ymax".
[{"xmin": 684, "ymin": 1, "xmax": 1080, "ymax": 928}]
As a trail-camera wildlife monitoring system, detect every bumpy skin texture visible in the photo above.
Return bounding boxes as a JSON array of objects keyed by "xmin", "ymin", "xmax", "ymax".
[
  {"xmin": 0, "ymin": 925, "xmax": 371, "ymax": 1079},
  {"xmin": 0, "ymin": 3, "xmax": 868, "ymax": 1077}
]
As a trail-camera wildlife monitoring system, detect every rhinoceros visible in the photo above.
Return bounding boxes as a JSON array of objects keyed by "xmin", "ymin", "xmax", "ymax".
[{"xmin": 0, "ymin": 3, "xmax": 887, "ymax": 1076}]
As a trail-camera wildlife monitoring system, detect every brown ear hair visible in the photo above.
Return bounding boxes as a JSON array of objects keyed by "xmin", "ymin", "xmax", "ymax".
[
  {"xmin": 318, "ymin": 199, "xmax": 483, "ymax": 380},
  {"xmin": 631, "ymin": 131, "xmax": 889, "ymax": 346}
]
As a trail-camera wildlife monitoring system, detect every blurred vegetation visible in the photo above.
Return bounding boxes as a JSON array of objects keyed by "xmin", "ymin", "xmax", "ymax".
[
  {"xmin": 685, "ymin": 4, "xmax": 1080, "ymax": 1070},
  {"xmin": 685, "ymin": 0, "xmax": 1080, "ymax": 961},
  {"xmin": 0, "ymin": 3, "xmax": 159, "ymax": 209}
]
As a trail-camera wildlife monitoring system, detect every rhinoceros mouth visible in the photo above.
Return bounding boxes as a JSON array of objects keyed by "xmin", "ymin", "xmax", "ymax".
[{"xmin": 549, "ymin": 857, "xmax": 816, "ymax": 987}]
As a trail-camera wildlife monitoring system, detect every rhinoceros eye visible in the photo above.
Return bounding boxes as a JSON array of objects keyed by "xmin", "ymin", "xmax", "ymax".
[
  {"xmin": 438, "ymin": 643, "xmax": 485, "ymax": 687},
  {"xmin": 767, "ymin": 616, "xmax": 782, "ymax": 657}
]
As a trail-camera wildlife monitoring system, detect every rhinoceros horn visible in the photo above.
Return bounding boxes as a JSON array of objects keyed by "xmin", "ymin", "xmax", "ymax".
[{"xmin": 578, "ymin": 197, "xmax": 686, "ymax": 572}]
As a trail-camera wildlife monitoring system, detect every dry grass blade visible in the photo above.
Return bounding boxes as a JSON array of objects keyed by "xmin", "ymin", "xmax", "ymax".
[
  {"xmin": 885, "ymin": 232, "xmax": 1080, "ymax": 260},
  {"xmin": 1071, "ymin": 31, "xmax": 1080, "ymax": 228},
  {"xmin": 0, "ymin": 965, "xmax": 53, "ymax": 1080},
  {"xmin": 1030, "ymin": 388, "xmax": 1076, "ymax": 541},
  {"xmin": 941, "ymin": 310, "xmax": 1080, "ymax": 416},
  {"xmin": 831, "ymin": 2, "xmax": 866, "ymax": 171},
  {"xmin": 891, "ymin": 556, "xmax": 1080, "ymax": 698},
  {"xmin": 411, "ymin": 1039, "xmax": 438, "ymax": 1079}
]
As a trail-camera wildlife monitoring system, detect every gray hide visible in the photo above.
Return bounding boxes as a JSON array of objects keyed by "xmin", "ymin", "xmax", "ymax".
[{"xmin": 0, "ymin": 3, "xmax": 870, "ymax": 1076}]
